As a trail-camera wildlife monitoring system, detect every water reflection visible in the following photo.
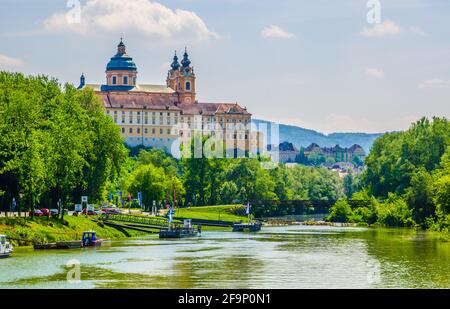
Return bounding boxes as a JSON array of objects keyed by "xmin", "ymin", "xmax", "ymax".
[{"xmin": 1, "ymin": 226, "xmax": 450, "ymax": 288}]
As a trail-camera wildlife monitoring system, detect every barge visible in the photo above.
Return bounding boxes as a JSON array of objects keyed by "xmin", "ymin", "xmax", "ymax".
[
  {"xmin": 159, "ymin": 219, "xmax": 201, "ymax": 239},
  {"xmin": 232, "ymin": 222, "xmax": 262, "ymax": 232}
]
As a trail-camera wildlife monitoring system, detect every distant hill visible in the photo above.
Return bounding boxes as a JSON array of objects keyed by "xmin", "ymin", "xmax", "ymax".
[{"xmin": 252, "ymin": 119, "xmax": 383, "ymax": 153}]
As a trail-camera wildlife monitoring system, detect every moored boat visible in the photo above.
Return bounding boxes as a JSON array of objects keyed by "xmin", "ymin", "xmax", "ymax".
[
  {"xmin": 159, "ymin": 219, "xmax": 201, "ymax": 239},
  {"xmin": 34, "ymin": 231, "xmax": 102, "ymax": 250},
  {"xmin": 0, "ymin": 235, "xmax": 14, "ymax": 258},
  {"xmin": 81, "ymin": 231, "xmax": 103, "ymax": 247},
  {"xmin": 232, "ymin": 221, "xmax": 262, "ymax": 232}
]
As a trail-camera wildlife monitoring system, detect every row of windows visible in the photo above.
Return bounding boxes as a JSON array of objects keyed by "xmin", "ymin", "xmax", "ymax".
[
  {"xmin": 111, "ymin": 75, "xmax": 136, "ymax": 85},
  {"xmin": 106, "ymin": 110, "xmax": 249, "ymax": 124},
  {"xmin": 120, "ymin": 127, "xmax": 250, "ymax": 141},
  {"xmin": 108, "ymin": 111, "xmax": 178, "ymax": 117},
  {"xmin": 115, "ymin": 116, "xmax": 179, "ymax": 125},
  {"xmin": 122, "ymin": 127, "xmax": 175, "ymax": 135}
]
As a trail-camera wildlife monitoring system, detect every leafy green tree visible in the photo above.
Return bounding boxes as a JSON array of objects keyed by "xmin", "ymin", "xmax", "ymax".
[
  {"xmin": 0, "ymin": 73, "xmax": 127, "ymax": 215},
  {"xmin": 126, "ymin": 164, "xmax": 166, "ymax": 207},
  {"xmin": 285, "ymin": 165, "xmax": 343, "ymax": 201},
  {"xmin": 220, "ymin": 181, "xmax": 238, "ymax": 204},
  {"xmin": 377, "ymin": 194, "xmax": 415, "ymax": 227},
  {"xmin": 326, "ymin": 199, "xmax": 353, "ymax": 223},
  {"xmin": 405, "ymin": 168, "xmax": 434, "ymax": 226}
]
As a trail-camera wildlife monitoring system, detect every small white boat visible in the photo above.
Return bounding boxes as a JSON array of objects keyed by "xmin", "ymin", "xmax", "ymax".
[{"xmin": 0, "ymin": 234, "xmax": 14, "ymax": 258}]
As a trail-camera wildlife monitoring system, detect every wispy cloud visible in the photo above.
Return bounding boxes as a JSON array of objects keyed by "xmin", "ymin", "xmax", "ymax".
[
  {"xmin": 409, "ymin": 26, "xmax": 427, "ymax": 36},
  {"xmin": 418, "ymin": 79, "xmax": 450, "ymax": 89},
  {"xmin": 361, "ymin": 20, "xmax": 403, "ymax": 37},
  {"xmin": 42, "ymin": 0, "xmax": 217, "ymax": 41},
  {"xmin": 0, "ymin": 54, "xmax": 24, "ymax": 68},
  {"xmin": 261, "ymin": 25, "xmax": 295, "ymax": 39},
  {"xmin": 365, "ymin": 67, "xmax": 385, "ymax": 79}
]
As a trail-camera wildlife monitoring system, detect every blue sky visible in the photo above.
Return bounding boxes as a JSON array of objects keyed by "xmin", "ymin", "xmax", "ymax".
[{"xmin": 1, "ymin": 0, "xmax": 449, "ymax": 133}]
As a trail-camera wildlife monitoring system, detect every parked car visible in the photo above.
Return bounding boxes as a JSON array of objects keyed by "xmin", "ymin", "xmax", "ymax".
[
  {"xmin": 49, "ymin": 209, "xmax": 59, "ymax": 216},
  {"xmin": 103, "ymin": 208, "xmax": 121, "ymax": 214},
  {"xmin": 101, "ymin": 204, "xmax": 117, "ymax": 209},
  {"xmin": 82, "ymin": 209, "xmax": 97, "ymax": 216},
  {"xmin": 40, "ymin": 208, "xmax": 50, "ymax": 216},
  {"xmin": 29, "ymin": 209, "xmax": 44, "ymax": 217}
]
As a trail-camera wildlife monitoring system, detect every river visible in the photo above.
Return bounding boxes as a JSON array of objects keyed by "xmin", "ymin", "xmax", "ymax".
[{"xmin": 1, "ymin": 225, "xmax": 450, "ymax": 289}]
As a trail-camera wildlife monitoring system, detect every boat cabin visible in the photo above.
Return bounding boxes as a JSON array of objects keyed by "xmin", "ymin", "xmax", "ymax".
[
  {"xmin": 82, "ymin": 231, "xmax": 99, "ymax": 247},
  {"xmin": 0, "ymin": 234, "xmax": 13, "ymax": 258}
]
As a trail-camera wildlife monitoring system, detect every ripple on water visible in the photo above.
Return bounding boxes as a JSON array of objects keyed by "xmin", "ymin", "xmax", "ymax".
[{"xmin": 2, "ymin": 226, "xmax": 450, "ymax": 288}]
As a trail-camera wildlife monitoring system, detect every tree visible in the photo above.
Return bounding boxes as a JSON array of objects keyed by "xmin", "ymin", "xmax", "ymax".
[
  {"xmin": 326, "ymin": 199, "xmax": 353, "ymax": 223},
  {"xmin": 220, "ymin": 181, "xmax": 238, "ymax": 204},
  {"xmin": 285, "ymin": 165, "xmax": 343, "ymax": 201},
  {"xmin": 126, "ymin": 164, "xmax": 166, "ymax": 207},
  {"xmin": 405, "ymin": 168, "xmax": 434, "ymax": 226},
  {"xmin": 0, "ymin": 73, "xmax": 127, "ymax": 215}
]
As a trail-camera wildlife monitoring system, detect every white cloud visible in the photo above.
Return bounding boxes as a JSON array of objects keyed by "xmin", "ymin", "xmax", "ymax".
[
  {"xmin": 418, "ymin": 79, "xmax": 450, "ymax": 89},
  {"xmin": 361, "ymin": 20, "xmax": 403, "ymax": 37},
  {"xmin": 0, "ymin": 54, "xmax": 24, "ymax": 68},
  {"xmin": 261, "ymin": 25, "xmax": 295, "ymax": 39},
  {"xmin": 365, "ymin": 67, "xmax": 385, "ymax": 79},
  {"xmin": 42, "ymin": 0, "xmax": 217, "ymax": 41}
]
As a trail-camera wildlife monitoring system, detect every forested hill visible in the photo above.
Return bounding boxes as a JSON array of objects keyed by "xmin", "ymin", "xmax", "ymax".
[{"xmin": 253, "ymin": 119, "xmax": 384, "ymax": 153}]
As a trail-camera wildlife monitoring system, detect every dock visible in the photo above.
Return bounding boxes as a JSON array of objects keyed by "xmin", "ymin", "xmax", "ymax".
[{"xmin": 34, "ymin": 241, "xmax": 83, "ymax": 250}]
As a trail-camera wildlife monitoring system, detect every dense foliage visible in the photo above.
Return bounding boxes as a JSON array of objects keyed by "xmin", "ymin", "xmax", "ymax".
[
  {"xmin": 118, "ymin": 146, "xmax": 344, "ymax": 208},
  {"xmin": 327, "ymin": 117, "xmax": 450, "ymax": 233},
  {"xmin": 0, "ymin": 72, "xmax": 127, "ymax": 215}
]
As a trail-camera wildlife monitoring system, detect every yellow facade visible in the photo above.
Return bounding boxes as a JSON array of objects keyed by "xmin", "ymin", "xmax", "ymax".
[{"xmin": 81, "ymin": 40, "xmax": 264, "ymax": 156}]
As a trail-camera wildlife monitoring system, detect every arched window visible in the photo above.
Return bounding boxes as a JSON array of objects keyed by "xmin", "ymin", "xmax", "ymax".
[
  {"xmin": 123, "ymin": 76, "xmax": 128, "ymax": 85},
  {"xmin": 185, "ymin": 81, "xmax": 191, "ymax": 91},
  {"xmin": 112, "ymin": 76, "xmax": 117, "ymax": 85}
]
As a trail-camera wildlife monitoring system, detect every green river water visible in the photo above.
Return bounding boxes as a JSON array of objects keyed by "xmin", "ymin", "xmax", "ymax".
[{"xmin": 1, "ymin": 225, "xmax": 450, "ymax": 289}]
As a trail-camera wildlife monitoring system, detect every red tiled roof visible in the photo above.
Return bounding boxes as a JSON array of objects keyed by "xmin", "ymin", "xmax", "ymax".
[
  {"xmin": 100, "ymin": 93, "xmax": 180, "ymax": 110},
  {"xmin": 178, "ymin": 102, "xmax": 250, "ymax": 116},
  {"xmin": 98, "ymin": 92, "xmax": 250, "ymax": 115}
]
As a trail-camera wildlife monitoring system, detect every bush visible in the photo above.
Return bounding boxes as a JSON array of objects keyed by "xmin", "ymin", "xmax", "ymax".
[
  {"xmin": 326, "ymin": 199, "xmax": 353, "ymax": 223},
  {"xmin": 377, "ymin": 194, "xmax": 415, "ymax": 227},
  {"xmin": 350, "ymin": 190, "xmax": 379, "ymax": 224}
]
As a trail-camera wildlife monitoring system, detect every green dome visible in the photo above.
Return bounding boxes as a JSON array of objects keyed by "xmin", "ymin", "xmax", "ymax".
[{"xmin": 106, "ymin": 40, "xmax": 137, "ymax": 72}]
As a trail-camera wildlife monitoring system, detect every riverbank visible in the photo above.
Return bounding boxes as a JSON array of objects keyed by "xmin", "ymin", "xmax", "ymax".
[{"xmin": 0, "ymin": 216, "xmax": 147, "ymax": 246}]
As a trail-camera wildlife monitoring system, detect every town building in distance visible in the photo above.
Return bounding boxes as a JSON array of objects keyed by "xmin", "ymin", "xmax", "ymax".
[
  {"xmin": 267, "ymin": 142, "xmax": 300, "ymax": 163},
  {"xmin": 78, "ymin": 39, "xmax": 263, "ymax": 157},
  {"xmin": 267, "ymin": 141, "xmax": 366, "ymax": 166},
  {"xmin": 303, "ymin": 143, "xmax": 366, "ymax": 164}
]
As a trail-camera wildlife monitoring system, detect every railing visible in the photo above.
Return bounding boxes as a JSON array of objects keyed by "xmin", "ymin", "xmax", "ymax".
[
  {"xmin": 100, "ymin": 213, "xmax": 182, "ymax": 228},
  {"xmin": 173, "ymin": 217, "xmax": 235, "ymax": 227}
]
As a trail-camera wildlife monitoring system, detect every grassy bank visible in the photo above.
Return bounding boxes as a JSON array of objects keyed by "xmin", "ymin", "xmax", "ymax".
[
  {"xmin": 173, "ymin": 205, "xmax": 247, "ymax": 222},
  {"xmin": 0, "ymin": 215, "xmax": 147, "ymax": 246}
]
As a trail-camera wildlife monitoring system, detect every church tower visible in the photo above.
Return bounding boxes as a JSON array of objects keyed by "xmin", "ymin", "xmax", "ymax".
[
  {"xmin": 105, "ymin": 38, "xmax": 138, "ymax": 88},
  {"xmin": 167, "ymin": 48, "xmax": 196, "ymax": 104}
]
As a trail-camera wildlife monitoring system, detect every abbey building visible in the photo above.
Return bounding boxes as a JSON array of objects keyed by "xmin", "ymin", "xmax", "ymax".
[{"xmin": 78, "ymin": 39, "xmax": 263, "ymax": 156}]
